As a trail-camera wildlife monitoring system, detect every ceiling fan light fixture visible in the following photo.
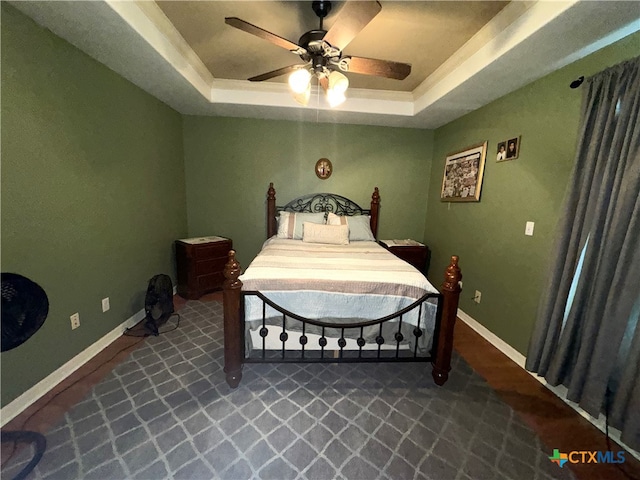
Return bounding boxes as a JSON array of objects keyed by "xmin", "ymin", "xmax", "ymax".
[
  {"xmin": 288, "ymin": 68, "xmax": 312, "ymax": 94},
  {"xmin": 326, "ymin": 88, "xmax": 346, "ymax": 108},
  {"xmin": 292, "ymin": 82, "xmax": 311, "ymax": 106},
  {"xmin": 328, "ymin": 70, "xmax": 349, "ymax": 94}
]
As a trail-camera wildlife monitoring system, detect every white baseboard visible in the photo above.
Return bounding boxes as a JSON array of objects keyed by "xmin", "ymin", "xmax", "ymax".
[
  {"xmin": 457, "ymin": 309, "xmax": 527, "ymax": 368},
  {"xmin": 0, "ymin": 307, "xmax": 146, "ymax": 427},
  {"xmin": 457, "ymin": 308, "xmax": 639, "ymax": 461},
  {"xmin": 1, "ymin": 285, "xmax": 179, "ymax": 426}
]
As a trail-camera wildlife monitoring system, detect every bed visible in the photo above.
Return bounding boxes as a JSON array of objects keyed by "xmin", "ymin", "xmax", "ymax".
[{"xmin": 222, "ymin": 183, "xmax": 462, "ymax": 388}]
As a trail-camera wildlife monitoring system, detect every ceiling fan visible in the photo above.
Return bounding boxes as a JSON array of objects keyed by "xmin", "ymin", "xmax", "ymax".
[{"xmin": 225, "ymin": 0, "xmax": 411, "ymax": 106}]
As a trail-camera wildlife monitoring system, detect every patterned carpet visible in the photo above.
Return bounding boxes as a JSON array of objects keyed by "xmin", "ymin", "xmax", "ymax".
[{"xmin": 3, "ymin": 300, "xmax": 575, "ymax": 480}]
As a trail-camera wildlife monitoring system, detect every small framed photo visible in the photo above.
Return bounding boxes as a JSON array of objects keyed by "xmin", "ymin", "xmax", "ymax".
[
  {"xmin": 504, "ymin": 136, "xmax": 520, "ymax": 161},
  {"xmin": 440, "ymin": 141, "xmax": 487, "ymax": 202},
  {"xmin": 496, "ymin": 141, "xmax": 507, "ymax": 161}
]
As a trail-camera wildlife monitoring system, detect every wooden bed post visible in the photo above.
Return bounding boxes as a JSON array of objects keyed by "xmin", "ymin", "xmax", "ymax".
[
  {"xmin": 266, "ymin": 182, "xmax": 277, "ymax": 239},
  {"xmin": 223, "ymin": 250, "xmax": 243, "ymax": 388},
  {"xmin": 370, "ymin": 187, "xmax": 380, "ymax": 238},
  {"xmin": 432, "ymin": 255, "xmax": 462, "ymax": 385}
]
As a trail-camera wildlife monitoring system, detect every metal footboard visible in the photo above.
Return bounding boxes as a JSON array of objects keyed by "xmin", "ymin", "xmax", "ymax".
[
  {"xmin": 223, "ymin": 249, "xmax": 462, "ymax": 389},
  {"xmin": 242, "ymin": 291, "xmax": 443, "ymax": 364}
]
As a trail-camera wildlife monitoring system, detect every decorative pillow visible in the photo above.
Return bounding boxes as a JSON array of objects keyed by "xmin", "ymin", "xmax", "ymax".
[
  {"xmin": 326, "ymin": 212, "xmax": 347, "ymax": 226},
  {"xmin": 326, "ymin": 212, "xmax": 376, "ymax": 241},
  {"xmin": 277, "ymin": 212, "xmax": 325, "ymax": 239},
  {"xmin": 302, "ymin": 222, "xmax": 349, "ymax": 245}
]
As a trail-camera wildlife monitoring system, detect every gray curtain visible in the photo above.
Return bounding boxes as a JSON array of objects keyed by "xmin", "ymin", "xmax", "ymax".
[{"xmin": 526, "ymin": 56, "xmax": 640, "ymax": 451}]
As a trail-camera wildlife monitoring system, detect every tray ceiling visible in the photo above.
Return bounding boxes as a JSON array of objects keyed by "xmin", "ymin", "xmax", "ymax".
[
  {"xmin": 155, "ymin": 1, "xmax": 508, "ymax": 92},
  {"xmin": 10, "ymin": 1, "xmax": 640, "ymax": 129}
]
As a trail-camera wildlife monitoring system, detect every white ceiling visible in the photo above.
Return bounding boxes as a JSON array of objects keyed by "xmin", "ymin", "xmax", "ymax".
[{"xmin": 10, "ymin": 1, "xmax": 640, "ymax": 129}]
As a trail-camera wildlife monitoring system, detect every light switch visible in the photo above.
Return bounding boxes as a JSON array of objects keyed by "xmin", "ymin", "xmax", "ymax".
[{"xmin": 525, "ymin": 221, "xmax": 535, "ymax": 236}]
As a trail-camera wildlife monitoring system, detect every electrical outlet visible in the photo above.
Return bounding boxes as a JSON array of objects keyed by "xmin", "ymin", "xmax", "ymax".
[
  {"xmin": 70, "ymin": 313, "xmax": 80, "ymax": 330},
  {"xmin": 474, "ymin": 290, "xmax": 482, "ymax": 304},
  {"xmin": 102, "ymin": 297, "xmax": 110, "ymax": 312}
]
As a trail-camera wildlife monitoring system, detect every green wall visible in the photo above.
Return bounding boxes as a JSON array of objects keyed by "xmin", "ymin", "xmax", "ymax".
[
  {"xmin": 1, "ymin": 5, "xmax": 187, "ymax": 406},
  {"xmin": 425, "ymin": 32, "xmax": 640, "ymax": 355},
  {"xmin": 183, "ymin": 116, "xmax": 434, "ymax": 267}
]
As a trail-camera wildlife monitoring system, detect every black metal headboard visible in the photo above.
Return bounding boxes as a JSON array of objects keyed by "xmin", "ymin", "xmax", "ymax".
[
  {"xmin": 277, "ymin": 193, "xmax": 370, "ymax": 216},
  {"xmin": 266, "ymin": 183, "xmax": 380, "ymax": 239}
]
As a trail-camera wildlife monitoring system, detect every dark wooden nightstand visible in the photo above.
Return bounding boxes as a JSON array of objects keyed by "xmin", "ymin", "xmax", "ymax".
[
  {"xmin": 175, "ymin": 236, "xmax": 232, "ymax": 299},
  {"xmin": 379, "ymin": 240, "xmax": 431, "ymax": 276}
]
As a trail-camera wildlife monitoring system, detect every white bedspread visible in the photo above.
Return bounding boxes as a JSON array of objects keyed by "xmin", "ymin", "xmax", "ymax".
[{"xmin": 240, "ymin": 238, "xmax": 440, "ymax": 353}]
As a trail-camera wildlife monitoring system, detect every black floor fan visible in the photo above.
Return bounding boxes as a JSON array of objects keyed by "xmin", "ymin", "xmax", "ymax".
[
  {"xmin": 1, "ymin": 273, "xmax": 49, "ymax": 480},
  {"xmin": 142, "ymin": 274, "xmax": 175, "ymax": 336}
]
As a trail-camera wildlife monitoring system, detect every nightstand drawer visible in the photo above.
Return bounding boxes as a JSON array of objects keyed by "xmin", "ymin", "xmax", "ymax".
[
  {"xmin": 195, "ymin": 257, "xmax": 228, "ymax": 275},
  {"xmin": 195, "ymin": 242, "xmax": 230, "ymax": 259},
  {"xmin": 197, "ymin": 272, "xmax": 225, "ymax": 291}
]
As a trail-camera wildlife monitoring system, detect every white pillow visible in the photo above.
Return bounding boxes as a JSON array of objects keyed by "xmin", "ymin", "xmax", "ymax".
[
  {"xmin": 326, "ymin": 212, "xmax": 347, "ymax": 226},
  {"xmin": 326, "ymin": 212, "xmax": 375, "ymax": 241},
  {"xmin": 277, "ymin": 212, "xmax": 325, "ymax": 239},
  {"xmin": 302, "ymin": 222, "xmax": 349, "ymax": 245}
]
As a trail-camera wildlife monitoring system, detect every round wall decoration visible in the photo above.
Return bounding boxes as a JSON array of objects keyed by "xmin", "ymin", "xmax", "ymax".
[{"xmin": 315, "ymin": 158, "xmax": 332, "ymax": 179}]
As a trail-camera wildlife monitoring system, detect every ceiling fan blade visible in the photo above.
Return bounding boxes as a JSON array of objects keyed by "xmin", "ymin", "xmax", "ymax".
[
  {"xmin": 322, "ymin": 1, "xmax": 382, "ymax": 51},
  {"xmin": 248, "ymin": 65, "xmax": 300, "ymax": 82},
  {"xmin": 225, "ymin": 17, "xmax": 306, "ymax": 55},
  {"xmin": 344, "ymin": 56, "xmax": 411, "ymax": 80}
]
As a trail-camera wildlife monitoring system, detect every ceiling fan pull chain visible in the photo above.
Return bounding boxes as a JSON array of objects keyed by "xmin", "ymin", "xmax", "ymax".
[{"xmin": 317, "ymin": 81, "xmax": 321, "ymax": 121}]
